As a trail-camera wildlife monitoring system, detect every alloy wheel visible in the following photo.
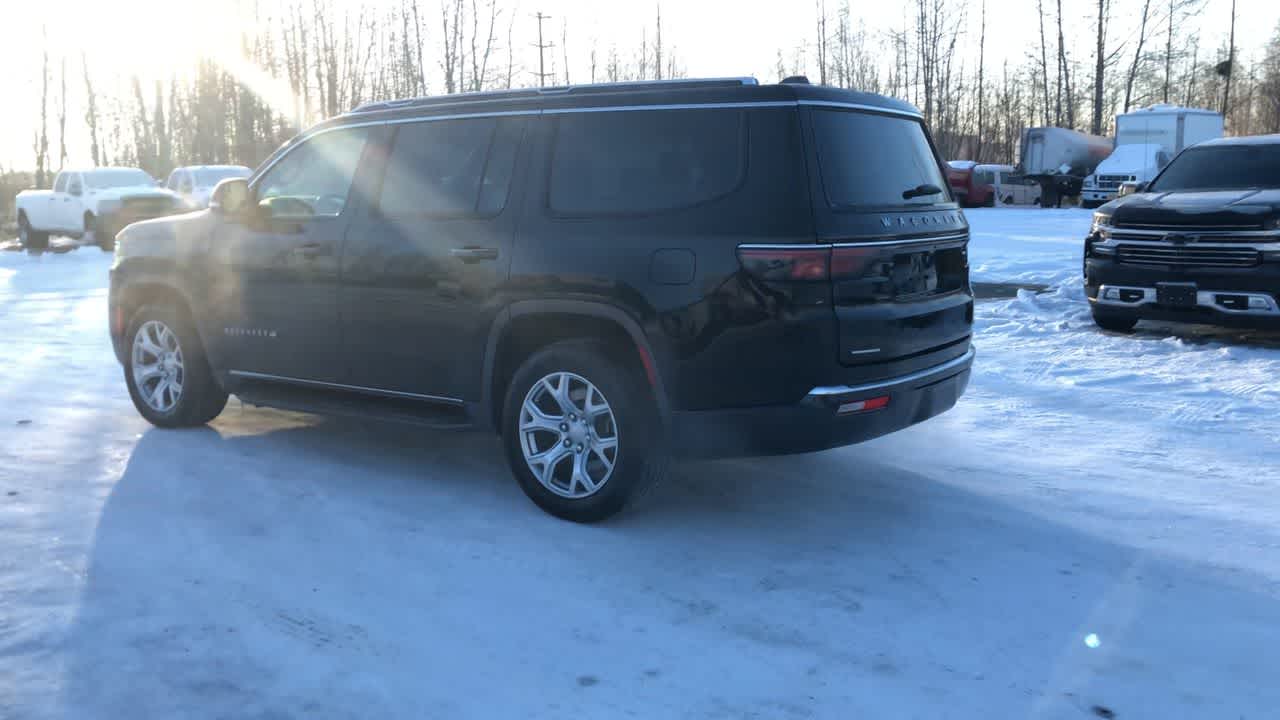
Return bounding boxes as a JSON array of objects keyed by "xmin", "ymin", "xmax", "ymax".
[
  {"xmin": 519, "ymin": 371, "xmax": 620, "ymax": 499},
  {"xmin": 131, "ymin": 320, "xmax": 185, "ymax": 413}
]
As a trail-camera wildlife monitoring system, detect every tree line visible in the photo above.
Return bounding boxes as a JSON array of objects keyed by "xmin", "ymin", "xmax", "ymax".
[{"xmin": 5, "ymin": 0, "xmax": 1280, "ymax": 221}]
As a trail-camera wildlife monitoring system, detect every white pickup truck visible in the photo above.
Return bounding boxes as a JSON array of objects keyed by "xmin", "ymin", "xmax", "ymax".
[{"xmin": 15, "ymin": 167, "xmax": 183, "ymax": 250}]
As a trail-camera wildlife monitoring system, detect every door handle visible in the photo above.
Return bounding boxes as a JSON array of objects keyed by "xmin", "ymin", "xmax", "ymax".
[
  {"xmin": 296, "ymin": 242, "xmax": 330, "ymax": 258},
  {"xmin": 450, "ymin": 247, "xmax": 499, "ymax": 263}
]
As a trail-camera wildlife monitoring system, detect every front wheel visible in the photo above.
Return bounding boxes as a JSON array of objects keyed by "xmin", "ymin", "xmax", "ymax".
[
  {"xmin": 501, "ymin": 340, "xmax": 666, "ymax": 523},
  {"xmin": 17, "ymin": 214, "xmax": 48, "ymax": 250},
  {"xmin": 124, "ymin": 304, "xmax": 228, "ymax": 427}
]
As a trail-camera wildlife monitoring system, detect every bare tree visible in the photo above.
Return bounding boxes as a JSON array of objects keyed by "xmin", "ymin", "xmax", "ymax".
[
  {"xmin": 1222, "ymin": 0, "xmax": 1237, "ymax": 116},
  {"xmin": 1125, "ymin": 0, "xmax": 1154, "ymax": 111},
  {"xmin": 1091, "ymin": 0, "xmax": 1107, "ymax": 135},
  {"xmin": 471, "ymin": 0, "xmax": 500, "ymax": 90},
  {"xmin": 976, "ymin": 0, "xmax": 986, "ymax": 161},
  {"xmin": 33, "ymin": 31, "xmax": 50, "ymax": 188},
  {"xmin": 56, "ymin": 57, "xmax": 68, "ymax": 170},
  {"xmin": 82, "ymin": 53, "xmax": 101, "ymax": 167},
  {"xmin": 1037, "ymin": 0, "xmax": 1052, "ymax": 125},
  {"xmin": 559, "ymin": 19, "xmax": 569, "ymax": 85},
  {"xmin": 815, "ymin": 0, "xmax": 828, "ymax": 85},
  {"xmin": 1056, "ymin": 0, "xmax": 1075, "ymax": 127}
]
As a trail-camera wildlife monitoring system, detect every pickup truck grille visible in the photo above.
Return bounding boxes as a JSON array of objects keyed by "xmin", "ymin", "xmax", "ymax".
[
  {"xmin": 1096, "ymin": 175, "xmax": 1131, "ymax": 190},
  {"xmin": 1116, "ymin": 244, "xmax": 1261, "ymax": 268},
  {"xmin": 122, "ymin": 197, "xmax": 175, "ymax": 215}
]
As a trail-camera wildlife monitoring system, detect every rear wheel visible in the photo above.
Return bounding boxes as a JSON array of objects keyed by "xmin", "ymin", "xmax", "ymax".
[
  {"xmin": 501, "ymin": 340, "xmax": 665, "ymax": 523},
  {"xmin": 17, "ymin": 213, "xmax": 48, "ymax": 250},
  {"xmin": 1091, "ymin": 309, "xmax": 1139, "ymax": 333},
  {"xmin": 124, "ymin": 303, "xmax": 228, "ymax": 427}
]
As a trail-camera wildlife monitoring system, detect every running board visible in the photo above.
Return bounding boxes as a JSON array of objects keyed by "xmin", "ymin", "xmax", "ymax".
[{"xmin": 231, "ymin": 380, "xmax": 473, "ymax": 430}]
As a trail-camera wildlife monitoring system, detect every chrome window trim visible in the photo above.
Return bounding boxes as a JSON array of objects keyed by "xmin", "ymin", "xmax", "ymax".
[
  {"xmin": 228, "ymin": 370, "xmax": 465, "ymax": 406},
  {"xmin": 797, "ymin": 99, "xmax": 924, "ymax": 119},
  {"xmin": 255, "ymin": 99, "xmax": 923, "ymax": 184},
  {"xmin": 738, "ymin": 232, "xmax": 969, "ymax": 252}
]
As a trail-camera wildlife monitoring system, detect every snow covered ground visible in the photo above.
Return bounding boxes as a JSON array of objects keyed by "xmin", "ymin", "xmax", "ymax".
[{"xmin": 2, "ymin": 211, "xmax": 1279, "ymax": 719}]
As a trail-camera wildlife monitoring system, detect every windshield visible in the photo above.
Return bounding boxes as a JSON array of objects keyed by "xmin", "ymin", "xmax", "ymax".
[
  {"xmin": 194, "ymin": 167, "xmax": 249, "ymax": 187},
  {"xmin": 1149, "ymin": 145, "xmax": 1280, "ymax": 192},
  {"xmin": 812, "ymin": 109, "xmax": 949, "ymax": 208},
  {"xmin": 85, "ymin": 169, "xmax": 156, "ymax": 189}
]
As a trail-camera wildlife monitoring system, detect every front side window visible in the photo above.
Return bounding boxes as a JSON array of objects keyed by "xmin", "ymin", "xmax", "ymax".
[
  {"xmin": 165, "ymin": 171, "xmax": 181, "ymax": 191},
  {"xmin": 812, "ymin": 109, "xmax": 949, "ymax": 209},
  {"xmin": 549, "ymin": 109, "xmax": 746, "ymax": 216},
  {"xmin": 256, "ymin": 127, "xmax": 370, "ymax": 218},
  {"xmin": 378, "ymin": 117, "xmax": 520, "ymax": 217},
  {"xmin": 1149, "ymin": 145, "xmax": 1280, "ymax": 192},
  {"xmin": 54, "ymin": 173, "xmax": 67, "ymax": 193}
]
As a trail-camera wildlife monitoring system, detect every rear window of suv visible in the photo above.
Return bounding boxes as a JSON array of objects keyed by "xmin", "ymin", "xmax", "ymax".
[
  {"xmin": 549, "ymin": 108, "xmax": 746, "ymax": 216},
  {"xmin": 811, "ymin": 109, "xmax": 949, "ymax": 209}
]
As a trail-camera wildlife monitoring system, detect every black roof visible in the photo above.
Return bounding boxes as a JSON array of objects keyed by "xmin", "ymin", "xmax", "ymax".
[
  {"xmin": 318, "ymin": 78, "xmax": 921, "ymax": 133},
  {"xmin": 1195, "ymin": 134, "xmax": 1280, "ymax": 147}
]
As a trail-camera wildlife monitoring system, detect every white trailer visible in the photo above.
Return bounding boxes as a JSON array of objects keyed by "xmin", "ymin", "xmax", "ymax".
[{"xmin": 1081, "ymin": 105, "xmax": 1224, "ymax": 207}]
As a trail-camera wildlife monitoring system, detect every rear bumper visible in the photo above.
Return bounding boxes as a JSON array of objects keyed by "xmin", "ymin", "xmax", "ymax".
[{"xmin": 671, "ymin": 347, "xmax": 974, "ymax": 458}]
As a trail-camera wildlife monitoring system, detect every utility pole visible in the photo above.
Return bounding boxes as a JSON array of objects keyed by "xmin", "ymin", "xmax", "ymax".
[{"xmin": 532, "ymin": 12, "xmax": 555, "ymax": 87}]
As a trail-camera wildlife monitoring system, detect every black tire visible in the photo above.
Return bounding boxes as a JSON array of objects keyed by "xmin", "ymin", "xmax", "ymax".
[
  {"xmin": 501, "ymin": 339, "xmax": 666, "ymax": 523},
  {"xmin": 17, "ymin": 213, "xmax": 49, "ymax": 250},
  {"xmin": 1091, "ymin": 309, "xmax": 1139, "ymax": 333},
  {"xmin": 85, "ymin": 213, "xmax": 114, "ymax": 251},
  {"xmin": 124, "ymin": 303, "xmax": 228, "ymax": 428}
]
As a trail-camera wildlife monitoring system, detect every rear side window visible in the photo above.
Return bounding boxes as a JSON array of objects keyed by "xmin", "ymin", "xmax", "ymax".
[
  {"xmin": 812, "ymin": 109, "xmax": 949, "ymax": 209},
  {"xmin": 378, "ymin": 117, "xmax": 521, "ymax": 217},
  {"xmin": 549, "ymin": 109, "xmax": 745, "ymax": 216}
]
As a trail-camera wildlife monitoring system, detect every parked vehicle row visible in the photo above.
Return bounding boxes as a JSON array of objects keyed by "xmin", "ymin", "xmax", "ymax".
[
  {"xmin": 947, "ymin": 162, "xmax": 1039, "ymax": 207},
  {"xmin": 14, "ymin": 164, "xmax": 251, "ymax": 250},
  {"xmin": 108, "ymin": 77, "xmax": 975, "ymax": 522}
]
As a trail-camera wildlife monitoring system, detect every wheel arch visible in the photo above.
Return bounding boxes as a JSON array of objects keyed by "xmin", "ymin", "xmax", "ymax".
[
  {"xmin": 111, "ymin": 267, "xmax": 205, "ymax": 364},
  {"xmin": 482, "ymin": 300, "xmax": 669, "ymax": 433}
]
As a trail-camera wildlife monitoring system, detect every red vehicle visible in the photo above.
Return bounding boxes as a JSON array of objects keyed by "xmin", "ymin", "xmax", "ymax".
[{"xmin": 946, "ymin": 161, "xmax": 996, "ymax": 207}]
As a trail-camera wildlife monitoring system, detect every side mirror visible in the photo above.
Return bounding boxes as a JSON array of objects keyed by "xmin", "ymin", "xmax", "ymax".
[
  {"xmin": 209, "ymin": 178, "xmax": 251, "ymax": 214},
  {"xmin": 1118, "ymin": 181, "xmax": 1147, "ymax": 198}
]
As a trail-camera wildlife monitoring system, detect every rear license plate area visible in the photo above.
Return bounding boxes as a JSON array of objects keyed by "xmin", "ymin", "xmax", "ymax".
[{"xmin": 1156, "ymin": 282, "xmax": 1197, "ymax": 308}]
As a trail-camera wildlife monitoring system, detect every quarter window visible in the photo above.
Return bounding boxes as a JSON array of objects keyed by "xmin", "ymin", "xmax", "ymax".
[
  {"xmin": 377, "ymin": 117, "xmax": 521, "ymax": 217},
  {"xmin": 256, "ymin": 127, "xmax": 371, "ymax": 218},
  {"xmin": 548, "ymin": 109, "xmax": 746, "ymax": 216}
]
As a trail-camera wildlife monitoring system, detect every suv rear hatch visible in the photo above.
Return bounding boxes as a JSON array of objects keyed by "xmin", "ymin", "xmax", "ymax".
[{"xmin": 805, "ymin": 107, "xmax": 973, "ymax": 377}]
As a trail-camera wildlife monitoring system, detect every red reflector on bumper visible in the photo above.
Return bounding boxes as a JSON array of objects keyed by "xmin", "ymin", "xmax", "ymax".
[{"xmin": 836, "ymin": 395, "xmax": 890, "ymax": 415}]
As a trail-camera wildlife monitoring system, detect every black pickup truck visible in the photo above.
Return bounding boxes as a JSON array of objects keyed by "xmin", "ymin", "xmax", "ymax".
[{"xmin": 1085, "ymin": 134, "xmax": 1280, "ymax": 332}]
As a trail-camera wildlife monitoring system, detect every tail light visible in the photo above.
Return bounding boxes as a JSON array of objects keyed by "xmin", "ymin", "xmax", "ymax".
[
  {"xmin": 737, "ymin": 246, "xmax": 879, "ymax": 282},
  {"xmin": 737, "ymin": 247, "xmax": 829, "ymax": 281}
]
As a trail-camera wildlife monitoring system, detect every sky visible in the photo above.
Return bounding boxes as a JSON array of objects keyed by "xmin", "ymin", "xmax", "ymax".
[{"xmin": 1, "ymin": 0, "xmax": 1277, "ymax": 170}]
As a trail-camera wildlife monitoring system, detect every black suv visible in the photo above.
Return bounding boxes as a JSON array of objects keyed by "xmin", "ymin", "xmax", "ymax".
[
  {"xmin": 108, "ymin": 77, "xmax": 974, "ymax": 522},
  {"xmin": 1086, "ymin": 134, "xmax": 1280, "ymax": 332}
]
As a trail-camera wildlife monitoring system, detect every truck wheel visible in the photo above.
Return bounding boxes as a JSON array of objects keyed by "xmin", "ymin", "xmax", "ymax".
[
  {"xmin": 17, "ymin": 213, "xmax": 48, "ymax": 251},
  {"xmin": 1091, "ymin": 309, "xmax": 1139, "ymax": 333},
  {"xmin": 124, "ymin": 303, "xmax": 228, "ymax": 428},
  {"xmin": 501, "ymin": 339, "xmax": 666, "ymax": 523}
]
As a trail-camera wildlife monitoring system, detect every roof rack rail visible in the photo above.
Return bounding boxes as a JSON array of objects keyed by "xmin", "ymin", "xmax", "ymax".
[{"xmin": 349, "ymin": 77, "xmax": 759, "ymax": 114}]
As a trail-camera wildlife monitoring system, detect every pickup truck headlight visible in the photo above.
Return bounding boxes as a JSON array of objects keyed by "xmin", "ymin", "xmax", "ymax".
[{"xmin": 1091, "ymin": 212, "xmax": 1112, "ymax": 235}]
